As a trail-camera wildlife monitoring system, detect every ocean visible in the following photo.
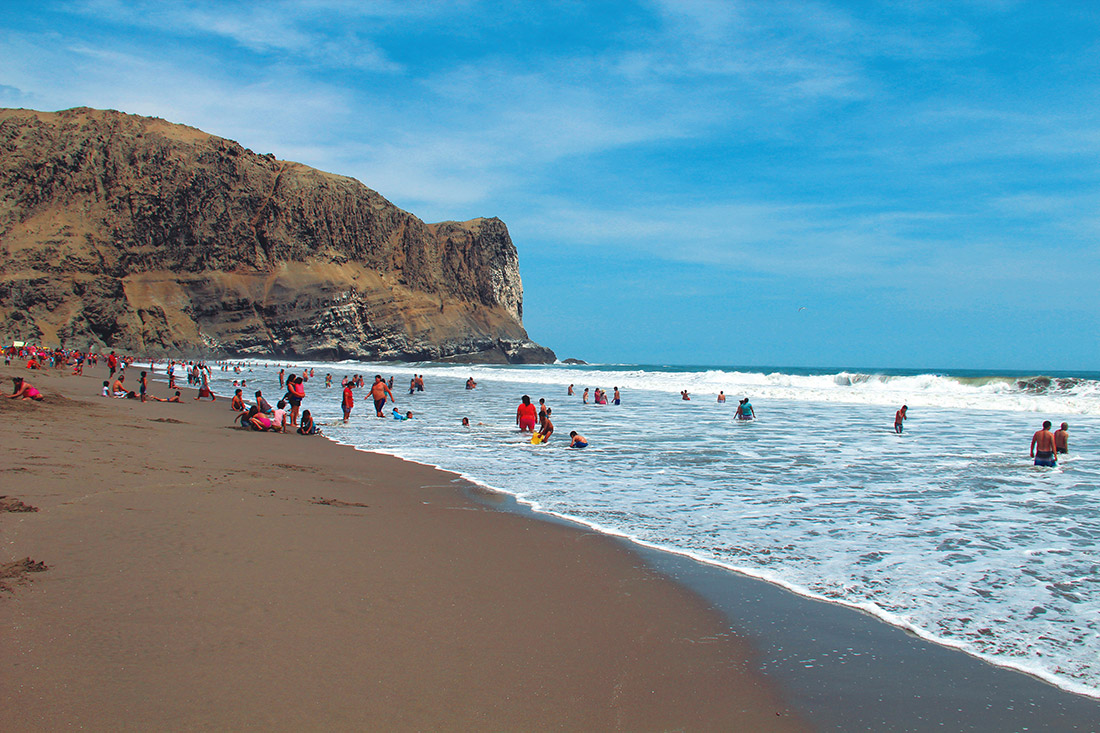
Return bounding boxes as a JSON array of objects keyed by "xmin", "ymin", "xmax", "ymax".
[{"xmin": 201, "ymin": 360, "xmax": 1100, "ymax": 699}]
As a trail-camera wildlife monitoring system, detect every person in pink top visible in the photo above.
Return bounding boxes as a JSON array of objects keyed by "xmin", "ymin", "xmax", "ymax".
[{"xmin": 9, "ymin": 377, "xmax": 43, "ymax": 401}]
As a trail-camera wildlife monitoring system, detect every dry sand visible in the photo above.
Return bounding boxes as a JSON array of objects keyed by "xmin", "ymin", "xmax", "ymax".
[{"xmin": 0, "ymin": 364, "xmax": 806, "ymax": 731}]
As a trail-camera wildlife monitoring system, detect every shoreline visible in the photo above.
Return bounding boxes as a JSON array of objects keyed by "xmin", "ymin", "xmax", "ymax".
[
  {"xmin": 5, "ymin": 362, "xmax": 1100, "ymax": 730},
  {"xmin": 1, "ymin": 364, "xmax": 805, "ymax": 731},
  {"xmin": 319, "ymin": 414, "xmax": 1098, "ymax": 704}
]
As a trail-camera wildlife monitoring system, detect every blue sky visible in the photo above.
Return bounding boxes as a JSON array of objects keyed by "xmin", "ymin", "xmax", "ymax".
[{"xmin": 3, "ymin": 1, "xmax": 1099, "ymax": 370}]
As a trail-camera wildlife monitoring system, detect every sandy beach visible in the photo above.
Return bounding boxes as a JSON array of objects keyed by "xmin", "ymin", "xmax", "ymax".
[{"xmin": 0, "ymin": 364, "xmax": 805, "ymax": 731}]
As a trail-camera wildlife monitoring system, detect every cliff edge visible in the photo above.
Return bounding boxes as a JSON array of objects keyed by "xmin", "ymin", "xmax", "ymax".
[{"xmin": 0, "ymin": 107, "xmax": 555, "ymax": 363}]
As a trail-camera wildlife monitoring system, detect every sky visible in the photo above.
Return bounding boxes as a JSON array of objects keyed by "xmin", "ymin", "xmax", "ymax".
[{"xmin": 2, "ymin": 1, "xmax": 1099, "ymax": 371}]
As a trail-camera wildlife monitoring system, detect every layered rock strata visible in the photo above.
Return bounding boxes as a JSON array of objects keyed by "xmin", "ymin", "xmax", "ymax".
[{"xmin": 0, "ymin": 107, "xmax": 554, "ymax": 363}]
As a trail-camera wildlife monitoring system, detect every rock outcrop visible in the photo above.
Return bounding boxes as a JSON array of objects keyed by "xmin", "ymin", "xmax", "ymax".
[{"xmin": 0, "ymin": 107, "xmax": 555, "ymax": 363}]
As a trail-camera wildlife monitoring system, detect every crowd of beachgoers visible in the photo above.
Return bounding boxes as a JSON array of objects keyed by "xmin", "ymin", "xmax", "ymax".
[{"xmin": 4, "ymin": 344, "xmax": 1074, "ymax": 465}]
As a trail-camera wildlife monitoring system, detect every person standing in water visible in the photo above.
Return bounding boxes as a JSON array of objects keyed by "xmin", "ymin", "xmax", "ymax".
[
  {"xmin": 371, "ymin": 375, "xmax": 395, "ymax": 417},
  {"xmin": 895, "ymin": 405, "xmax": 908, "ymax": 434},
  {"xmin": 735, "ymin": 397, "xmax": 754, "ymax": 420},
  {"xmin": 516, "ymin": 395, "xmax": 537, "ymax": 433},
  {"xmin": 1031, "ymin": 421, "xmax": 1058, "ymax": 467},
  {"xmin": 342, "ymin": 382, "xmax": 354, "ymax": 423},
  {"xmin": 1055, "ymin": 422, "xmax": 1069, "ymax": 454}
]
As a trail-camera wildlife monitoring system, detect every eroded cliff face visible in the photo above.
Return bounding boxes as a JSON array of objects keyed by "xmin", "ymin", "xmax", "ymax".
[{"xmin": 0, "ymin": 107, "xmax": 554, "ymax": 363}]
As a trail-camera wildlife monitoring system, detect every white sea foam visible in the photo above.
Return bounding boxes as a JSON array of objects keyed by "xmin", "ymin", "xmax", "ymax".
[{"xmin": 208, "ymin": 359, "xmax": 1100, "ymax": 698}]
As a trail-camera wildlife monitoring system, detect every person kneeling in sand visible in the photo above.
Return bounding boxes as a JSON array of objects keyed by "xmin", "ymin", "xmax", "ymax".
[
  {"xmin": 569, "ymin": 431, "xmax": 588, "ymax": 448},
  {"xmin": 247, "ymin": 406, "xmax": 273, "ymax": 432},
  {"xmin": 9, "ymin": 377, "xmax": 43, "ymax": 401},
  {"xmin": 151, "ymin": 391, "xmax": 182, "ymax": 403}
]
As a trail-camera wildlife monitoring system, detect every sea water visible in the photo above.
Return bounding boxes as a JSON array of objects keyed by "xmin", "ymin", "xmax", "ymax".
[{"xmin": 206, "ymin": 361, "xmax": 1100, "ymax": 698}]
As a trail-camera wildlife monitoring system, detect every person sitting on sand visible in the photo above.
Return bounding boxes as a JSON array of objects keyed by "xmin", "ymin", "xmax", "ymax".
[
  {"xmin": 111, "ymin": 374, "xmax": 126, "ymax": 396},
  {"xmin": 231, "ymin": 388, "xmax": 247, "ymax": 412},
  {"xmin": 255, "ymin": 390, "xmax": 273, "ymax": 415},
  {"xmin": 151, "ymin": 391, "xmax": 182, "ymax": 403},
  {"xmin": 569, "ymin": 431, "xmax": 588, "ymax": 448},
  {"xmin": 298, "ymin": 410, "xmax": 319, "ymax": 435},
  {"xmin": 9, "ymin": 377, "xmax": 43, "ymax": 401},
  {"xmin": 536, "ymin": 408, "xmax": 554, "ymax": 443},
  {"xmin": 101, "ymin": 380, "xmax": 110, "ymax": 397}
]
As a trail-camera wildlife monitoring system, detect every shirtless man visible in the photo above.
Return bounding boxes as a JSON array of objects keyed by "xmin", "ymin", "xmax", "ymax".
[
  {"xmin": 371, "ymin": 375, "xmax": 395, "ymax": 417},
  {"xmin": 1031, "ymin": 421, "xmax": 1058, "ymax": 467},
  {"xmin": 1054, "ymin": 422, "xmax": 1069, "ymax": 454},
  {"xmin": 151, "ymin": 391, "xmax": 182, "ymax": 403},
  {"xmin": 536, "ymin": 408, "xmax": 554, "ymax": 443},
  {"xmin": 895, "ymin": 405, "xmax": 907, "ymax": 434},
  {"xmin": 111, "ymin": 374, "xmax": 126, "ymax": 395}
]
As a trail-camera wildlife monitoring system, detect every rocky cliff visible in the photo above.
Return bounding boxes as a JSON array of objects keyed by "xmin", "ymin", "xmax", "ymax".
[{"xmin": 0, "ymin": 107, "xmax": 555, "ymax": 363}]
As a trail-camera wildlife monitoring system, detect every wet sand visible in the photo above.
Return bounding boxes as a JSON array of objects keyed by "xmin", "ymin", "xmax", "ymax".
[{"xmin": 0, "ymin": 364, "xmax": 804, "ymax": 731}]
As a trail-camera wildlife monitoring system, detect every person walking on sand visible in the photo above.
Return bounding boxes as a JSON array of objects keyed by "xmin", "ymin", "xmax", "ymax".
[
  {"xmin": 1031, "ymin": 420, "xmax": 1058, "ymax": 467},
  {"xmin": 894, "ymin": 405, "xmax": 908, "ymax": 434},
  {"xmin": 342, "ymin": 382, "xmax": 354, "ymax": 423},
  {"xmin": 196, "ymin": 370, "xmax": 216, "ymax": 401},
  {"xmin": 139, "ymin": 371, "xmax": 148, "ymax": 403},
  {"xmin": 1055, "ymin": 422, "xmax": 1070, "ymax": 454},
  {"xmin": 371, "ymin": 375, "xmax": 395, "ymax": 417},
  {"xmin": 517, "ymin": 395, "xmax": 537, "ymax": 433}
]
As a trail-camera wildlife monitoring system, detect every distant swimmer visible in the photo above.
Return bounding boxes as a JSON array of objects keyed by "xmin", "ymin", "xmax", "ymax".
[
  {"xmin": 895, "ymin": 405, "xmax": 907, "ymax": 434},
  {"xmin": 1055, "ymin": 422, "xmax": 1069, "ymax": 454},
  {"xmin": 718, "ymin": 391, "xmax": 726, "ymax": 403},
  {"xmin": 583, "ymin": 388, "xmax": 589, "ymax": 404},
  {"xmin": 681, "ymin": 390, "xmax": 690, "ymax": 401},
  {"xmin": 1031, "ymin": 421, "xmax": 1058, "ymax": 467},
  {"xmin": 569, "ymin": 431, "xmax": 588, "ymax": 448},
  {"xmin": 466, "ymin": 377, "xmax": 477, "ymax": 390},
  {"xmin": 461, "ymin": 417, "xmax": 470, "ymax": 427},
  {"xmin": 568, "ymin": 383, "xmax": 574, "ymax": 396},
  {"xmin": 613, "ymin": 387, "xmax": 620, "ymax": 405},
  {"xmin": 735, "ymin": 397, "xmax": 754, "ymax": 420}
]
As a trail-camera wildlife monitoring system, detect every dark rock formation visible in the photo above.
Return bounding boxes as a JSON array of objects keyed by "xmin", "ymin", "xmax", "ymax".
[{"xmin": 0, "ymin": 107, "xmax": 555, "ymax": 363}]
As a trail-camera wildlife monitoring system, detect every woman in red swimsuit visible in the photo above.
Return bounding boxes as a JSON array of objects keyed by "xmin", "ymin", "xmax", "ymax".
[{"xmin": 516, "ymin": 395, "xmax": 537, "ymax": 433}]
